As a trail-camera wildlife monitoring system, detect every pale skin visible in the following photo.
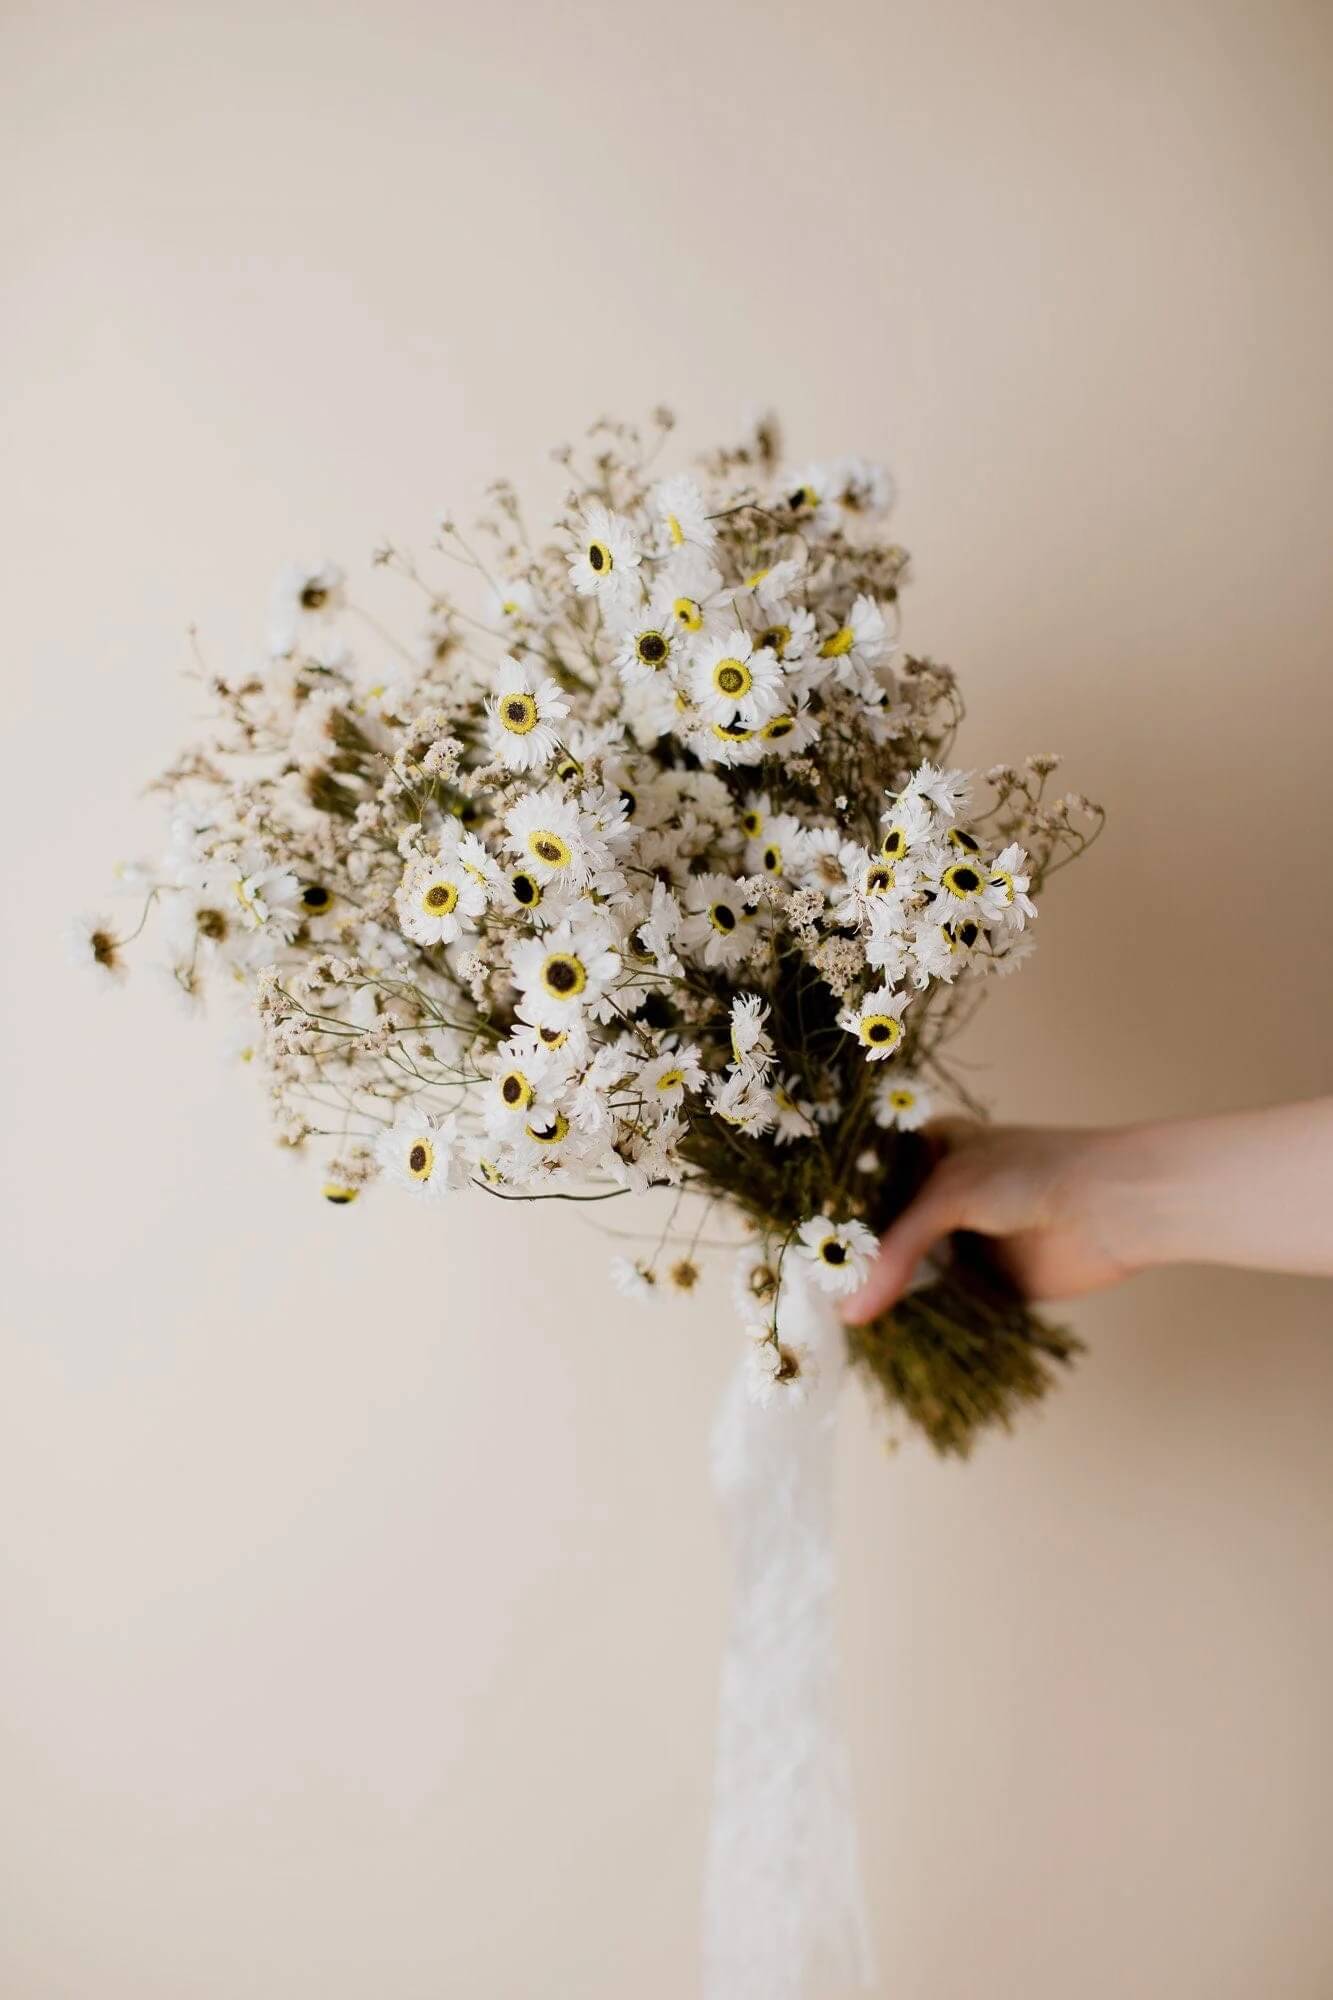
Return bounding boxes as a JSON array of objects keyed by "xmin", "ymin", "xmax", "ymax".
[{"xmin": 841, "ymin": 1098, "xmax": 1333, "ymax": 1326}]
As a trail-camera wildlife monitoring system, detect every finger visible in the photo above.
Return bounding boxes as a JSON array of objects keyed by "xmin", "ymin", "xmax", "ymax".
[{"xmin": 839, "ymin": 1170, "xmax": 968, "ymax": 1325}]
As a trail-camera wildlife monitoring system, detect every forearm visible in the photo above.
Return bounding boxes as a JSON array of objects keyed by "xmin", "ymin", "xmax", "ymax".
[{"xmin": 1087, "ymin": 1099, "xmax": 1333, "ymax": 1281}]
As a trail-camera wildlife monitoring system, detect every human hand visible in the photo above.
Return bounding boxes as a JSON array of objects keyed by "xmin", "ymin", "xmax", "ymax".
[{"xmin": 840, "ymin": 1121, "xmax": 1141, "ymax": 1324}]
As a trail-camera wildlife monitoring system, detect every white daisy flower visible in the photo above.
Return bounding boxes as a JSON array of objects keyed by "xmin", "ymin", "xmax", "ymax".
[
  {"xmin": 610, "ymin": 1256, "xmax": 658, "ymax": 1301},
  {"xmin": 830, "ymin": 454, "xmax": 895, "ymax": 517},
  {"xmin": 874, "ymin": 1073, "xmax": 933, "ymax": 1131},
  {"xmin": 737, "ymin": 551, "xmax": 806, "ymax": 609},
  {"xmin": 709, "ymin": 1069, "xmax": 775, "ymax": 1138},
  {"xmin": 987, "ymin": 842, "xmax": 1038, "ymax": 929},
  {"xmin": 754, "ymin": 695, "xmax": 821, "ymax": 756},
  {"xmin": 485, "ymin": 576, "xmax": 543, "ymax": 629},
  {"xmin": 909, "ymin": 918, "xmax": 972, "ymax": 986},
  {"xmin": 744, "ymin": 810, "xmax": 806, "ymax": 882},
  {"xmin": 692, "ymin": 714, "xmax": 767, "ymax": 769},
  {"xmin": 482, "ymin": 1034, "xmax": 561, "ymax": 1132},
  {"xmin": 737, "ymin": 790, "xmax": 773, "ymax": 846},
  {"xmin": 798, "ymin": 828, "xmax": 856, "ymax": 902},
  {"xmin": 510, "ymin": 917, "xmax": 620, "ymax": 1031},
  {"xmin": 729, "ymin": 994, "xmax": 775, "ymax": 1077},
  {"xmin": 266, "ymin": 560, "xmax": 345, "ymax": 659},
  {"xmin": 797, "ymin": 1213, "xmax": 878, "ymax": 1295},
  {"xmin": 650, "ymin": 474, "xmax": 717, "ymax": 556},
  {"xmin": 925, "ymin": 852, "xmax": 1010, "ymax": 926},
  {"xmin": 900, "ymin": 761, "xmax": 973, "ymax": 822},
  {"xmin": 659, "ymin": 551, "xmax": 732, "ymax": 639},
  {"xmin": 746, "ymin": 1338, "xmax": 812, "ymax": 1408},
  {"xmin": 746, "ymin": 600, "xmax": 817, "ymax": 665},
  {"xmin": 635, "ymin": 1044, "xmax": 705, "ymax": 1113},
  {"xmin": 817, "ymin": 594, "xmax": 891, "ymax": 683},
  {"xmin": 772, "ymin": 1077, "xmax": 818, "ymax": 1145},
  {"xmin": 375, "ymin": 1111, "xmax": 465, "ymax": 1199},
  {"xmin": 690, "ymin": 630, "xmax": 784, "ymax": 729},
  {"xmin": 612, "ymin": 1109, "xmax": 688, "ymax": 1193},
  {"xmin": 839, "ymin": 984, "xmax": 911, "ymax": 1059},
  {"xmin": 503, "ymin": 786, "xmax": 601, "ymax": 886},
  {"xmin": 832, "ymin": 845, "xmax": 911, "ymax": 929},
  {"xmin": 864, "ymin": 904, "xmax": 911, "ymax": 984},
  {"xmin": 567, "ymin": 501, "xmax": 641, "ymax": 599},
  {"xmin": 229, "ymin": 859, "xmax": 303, "ymax": 939},
  {"xmin": 610, "ymin": 592, "xmax": 685, "ymax": 691},
  {"xmin": 394, "ymin": 847, "xmax": 487, "ymax": 946},
  {"xmin": 569, "ymin": 1044, "xmax": 633, "ymax": 1136},
  {"xmin": 456, "ymin": 830, "xmax": 507, "ymax": 898},
  {"xmin": 486, "ymin": 657, "xmax": 570, "ymax": 773},
  {"xmin": 775, "ymin": 462, "xmax": 837, "ymax": 534},
  {"xmin": 732, "ymin": 1242, "xmax": 781, "ymax": 1320},
  {"xmin": 877, "ymin": 791, "xmax": 935, "ymax": 862},
  {"xmin": 678, "ymin": 873, "xmax": 761, "ymax": 969},
  {"xmin": 636, "ymin": 878, "xmax": 683, "ymax": 975},
  {"xmin": 65, "ymin": 913, "xmax": 126, "ymax": 980}
]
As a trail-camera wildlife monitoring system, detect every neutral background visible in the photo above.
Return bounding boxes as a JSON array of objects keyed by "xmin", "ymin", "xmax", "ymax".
[{"xmin": 4, "ymin": 1, "xmax": 1332, "ymax": 1994}]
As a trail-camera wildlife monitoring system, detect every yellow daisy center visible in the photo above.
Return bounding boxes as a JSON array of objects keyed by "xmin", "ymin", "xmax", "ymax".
[
  {"xmin": 500, "ymin": 691, "xmax": 538, "ymax": 735},
  {"xmin": 554, "ymin": 754, "xmax": 583, "ymax": 783},
  {"xmin": 321, "ymin": 1183, "xmax": 358, "ymax": 1205},
  {"xmin": 741, "ymin": 809, "xmax": 764, "ymax": 837},
  {"xmin": 756, "ymin": 624, "xmax": 790, "ymax": 658},
  {"xmin": 712, "ymin": 657, "xmax": 752, "ymax": 699},
  {"xmin": 673, "ymin": 596, "xmax": 703, "ymax": 632},
  {"xmin": 499, "ymin": 1069, "xmax": 535, "ymax": 1109},
  {"xmin": 587, "ymin": 539, "xmax": 613, "ymax": 575},
  {"xmin": 819, "ymin": 1236, "xmax": 848, "ymax": 1266},
  {"xmin": 889, "ymin": 1089, "xmax": 916, "ymax": 1111},
  {"xmin": 665, "ymin": 512, "xmax": 685, "ymax": 547},
  {"xmin": 761, "ymin": 715, "xmax": 794, "ymax": 740},
  {"xmin": 990, "ymin": 869, "xmax": 1015, "ymax": 903},
  {"xmin": 635, "ymin": 630, "xmax": 669, "ymax": 668},
  {"xmin": 511, "ymin": 870, "xmax": 542, "ymax": 908},
  {"xmin": 420, "ymin": 879, "xmax": 459, "ymax": 916},
  {"xmin": 301, "ymin": 884, "xmax": 333, "ymax": 914},
  {"xmin": 528, "ymin": 829, "xmax": 572, "ymax": 869},
  {"xmin": 881, "ymin": 825, "xmax": 907, "ymax": 859},
  {"xmin": 864, "ymin": 863, "xmax": 895, "ymax": 896},
  {"xmin": 526, "ymin": 1112, "xmax": 569, "ymax": 1146},
  {"xmin": 819, "ymin": 625, "xmax": 855, "ymax": 658},
  {"xmin": 708, "ymin": 901, "xmax": 738, "ymax": 934},
  {"xmin": 942, "ymin": 863, "xmax": 984, "ymax": 900},
  {"xmin": 541, "ymin": 952, "xmax": 586, "ymax": 999},
  {"xmin": 948, "ymin": 827, "xmax": 981, "ymax": 853},
  {"xmin": 744, "ymin": 567, "xmax": 770, "ymax": 589},
  {"xmin": 747, "ymin": 1262, "xmax": 778, "ymax": 1301},
  {"xmin": 860, "ymin": 1014, "xmax": 902, "ymax": 1050},
  {"xmin": 407, "ymin": 1138, "xmax": 435, "ymax": 1181},
  {"xmin": 656, "ymin": 1068, "xmax": 684, "ymax": 1094},
  {"xmin": 762, "ymin": 843, "xmax": 783, "ymax": 874},
  {"xmin": 712, "ymin": 720, "xmax": 753, "ymax": 742}
]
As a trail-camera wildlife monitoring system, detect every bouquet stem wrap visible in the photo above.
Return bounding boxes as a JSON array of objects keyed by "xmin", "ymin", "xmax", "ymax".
[{"xmin": 704, "ymin": 1266, "xmax": 875, "ymax": 1999}]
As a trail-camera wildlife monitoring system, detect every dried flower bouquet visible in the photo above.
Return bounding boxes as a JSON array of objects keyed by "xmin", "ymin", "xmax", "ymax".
[{"xmin": 86, "ymin": 411, "xmax": 1102, "ymax": 1453}]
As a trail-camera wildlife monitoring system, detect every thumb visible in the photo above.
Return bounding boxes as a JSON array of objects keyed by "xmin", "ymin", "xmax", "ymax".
[{"xmin": 840, "ymin": 1163, "xmax": 969, "ymax": 1325}]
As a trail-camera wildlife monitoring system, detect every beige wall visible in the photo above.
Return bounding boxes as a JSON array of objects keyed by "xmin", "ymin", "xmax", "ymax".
[{"xmin": 4, "ymin": 1, "xmax": 1332, "ymax": 1993}]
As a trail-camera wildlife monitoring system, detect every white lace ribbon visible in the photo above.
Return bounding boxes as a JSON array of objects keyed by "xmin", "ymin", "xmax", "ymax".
[{"xmin": 703, "ymin": 1264, "xmax": 876, "ymax": 1999}]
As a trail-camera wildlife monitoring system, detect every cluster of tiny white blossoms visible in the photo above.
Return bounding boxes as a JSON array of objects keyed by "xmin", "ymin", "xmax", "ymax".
[{"xmin": 90, "ymin": 412, "xmax": 1101, "ymax": 1403}]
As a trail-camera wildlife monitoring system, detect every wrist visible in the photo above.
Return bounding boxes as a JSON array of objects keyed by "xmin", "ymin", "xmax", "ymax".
[{"xmin": 1066, "ymin": 1123, "xmax": 1173, "ymax": 1278}]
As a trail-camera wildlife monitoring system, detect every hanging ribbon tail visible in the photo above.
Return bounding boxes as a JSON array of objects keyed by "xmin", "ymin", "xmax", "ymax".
[{"xmin": 703, "ymin": 1267, "xmax": 876, "ymax": 2000}]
